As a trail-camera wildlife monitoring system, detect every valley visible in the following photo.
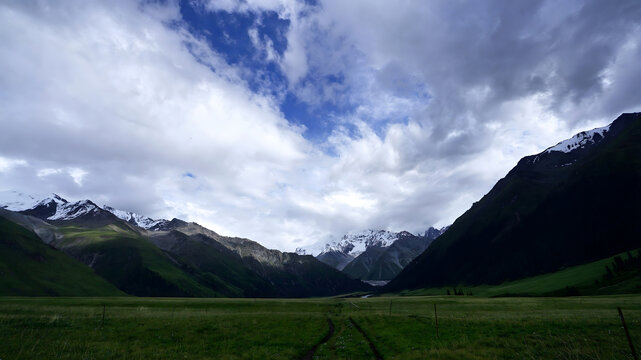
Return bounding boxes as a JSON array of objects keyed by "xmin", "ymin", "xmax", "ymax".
[
  {"xmin": 2, "ymin": 114, "xmax": 641, "ymax": 359},
  {"xmin": 2, "ymin": 1, "xmax": 641, "ymax": 358}
]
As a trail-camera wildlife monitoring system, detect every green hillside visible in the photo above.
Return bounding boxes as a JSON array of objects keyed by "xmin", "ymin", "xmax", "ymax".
[
  {"xmin": 0, "ymin": 216, "xmax": 123, "ymax": 296},
  {"xmin": 150, "ymin": 231, "xmax": 275, "ymax": 297},
  {"xmin": 0, "ymin": 205, "xmax": 369, "ymax": 298},
  {"xmin": 54, "ymin": 226, "xmax": 219, "ymax": 297},
  {"xmin": 396, "ymin": 248, "xmax": 641, "ymax": 297}
]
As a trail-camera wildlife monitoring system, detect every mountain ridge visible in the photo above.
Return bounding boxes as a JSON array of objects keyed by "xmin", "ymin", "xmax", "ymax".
[
  {"xmin": 0, "ymin": 193, "xmax": 369, "ymax": 297},
  {"xmin": 295, "ymin": 227, "xmax": 447, "ymax": 281}
]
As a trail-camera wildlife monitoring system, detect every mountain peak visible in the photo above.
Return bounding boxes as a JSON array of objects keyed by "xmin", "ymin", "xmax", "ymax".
[
  {"xmin": 46, "ymin": 199, "xmax": 102, "ymax": 221},
  {"xmin": 544, "ymin": 123, "xmax": 611, "ymax": 154},
  {"xmin": 101, "ymin": 204, "xmax": 167, "ymax": 230},
  {"xmin": 51, "ymin": 194, "xmax": 68, "ymax": 203},
  {"xmin": 424, "ymin": 226, "xmax": 449, "ymax": 239},
  {"xmin": 297, "ymin": 229, "xmax": 401, "ymax": 258}
]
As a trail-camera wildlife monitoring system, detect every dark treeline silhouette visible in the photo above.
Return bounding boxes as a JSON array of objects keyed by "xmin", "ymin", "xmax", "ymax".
[{"xmin": 604, "ymin": 250, "xmax": 641, "ymax": 281}]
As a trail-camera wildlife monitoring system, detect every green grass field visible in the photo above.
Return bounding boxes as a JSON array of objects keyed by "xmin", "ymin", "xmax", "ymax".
[{"xmin": 1, "ymin": 295, "xmax": 640, "ymax": 359}]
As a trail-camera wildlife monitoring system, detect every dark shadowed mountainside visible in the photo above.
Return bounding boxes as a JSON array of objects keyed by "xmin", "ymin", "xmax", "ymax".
[{"xmin": 387, "ymin": 113, "xmax": 641, "ymax": 291}]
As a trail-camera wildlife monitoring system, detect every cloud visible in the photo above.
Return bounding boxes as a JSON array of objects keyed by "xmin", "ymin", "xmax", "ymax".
[
  {"xmin": 0, "ymin": 0, "xmax": 312, "ymax": 249},
  {"xmin": 1, "ymin": 0, "xmax": 640, "ymax": 251},
  {"xmin": 0, "ymin": 157, "xmax": 27, "ymax": 173},
  {"xmin": 270, "ymin": 0, "xmax": 641, "ymax": 235}
]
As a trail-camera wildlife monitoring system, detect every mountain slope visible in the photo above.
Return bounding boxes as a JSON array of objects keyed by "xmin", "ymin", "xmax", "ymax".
[
  {"xmin": 364, "ymin": 231, "xmax": 438, "ymax": 280},
  {"xmin": 387, "ymin": 112, "xmax": 641, "ymax": 291},
  {"xmin": 0, "ymin": 215, "xmax": 124, "ymax": 296},
  {"xmin": 341, "ymin": 245, "xmax": 388, "ymax": 279},
  {"xmin": 296, "ymin": 230, "xmax": 409, "ymax": 271},
  {"xmin": 396, "ymin": 248, "xmax": 641, "ymax": 297},
  {"xmin": 1, "ymin": 194, "xmax": 369, "ymax": 298},
  {"xmin": 149, "ymin": 221, "xmax": 369, "ymax": 297},
  {"xmin": 53, "ymin": 224, "xmax": 220, "ymax": 297},
  {"xmin": 20, "ymin": 196, "xmax": 126, "ymax": 228},
  {"xmin": 342, "ymin": 230, "xmax": 441, "ymax": 281},
  {"xmin": 102, "ymin": 205, "xmax": 167, "ymax": 229},
  {"xmin": 316, "ymin": 250, "xmax": 355, "ymax": 270}
]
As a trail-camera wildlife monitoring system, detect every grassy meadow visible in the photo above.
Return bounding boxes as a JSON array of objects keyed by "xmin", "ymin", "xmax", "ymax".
[{"xmin": 1, "ymin": 295, "xmax": 640, "ymax": 359}]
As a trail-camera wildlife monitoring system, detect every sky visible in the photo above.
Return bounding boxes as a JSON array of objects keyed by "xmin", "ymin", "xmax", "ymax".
[{"xmin": 1, "ymin": 0, "xmax": 640, "ymax": 251}]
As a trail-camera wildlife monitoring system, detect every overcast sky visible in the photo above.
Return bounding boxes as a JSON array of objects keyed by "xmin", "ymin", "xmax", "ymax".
[{"xmin": 1, "ymin": 0, "xmax": 640, "ymax": 250}]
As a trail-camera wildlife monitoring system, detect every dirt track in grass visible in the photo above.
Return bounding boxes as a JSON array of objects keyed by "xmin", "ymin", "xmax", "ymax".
[
  {"xmin": 301, "ymin": 318, "xmax": 335, "ymax": 360},
  {"xmin": 349, "ymin": 317, "xmax": 383, "ymax": 360}
]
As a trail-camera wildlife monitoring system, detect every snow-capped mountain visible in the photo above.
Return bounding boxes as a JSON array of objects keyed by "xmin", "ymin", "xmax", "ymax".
[
  {"xmin": 48, "ymin": 199, "xmax": 103, "ymax": 220},
  {"xmin": 296, "ymin": 230, "xmax": 406, "ymax": 271},
  {"xmin": 0, "ymin": 191, "xmax": 167, "ymax": 226},
  {"xmin": 0, "ymin": 192, "xmax": 370, "ymax": 298},
  {"xmin": 101, "ymin": 205, "xmax": 167, "ymax": 230},
  {"xmin": 527, "ymin": 122, "xmax": 617, "ymax": 168},
  {"xmin": 387, "ymin": 113, "xmax": 641, "ymax": 292},
  {"xmin": 296, "ymin": 227, "xmax": 448, "ymax": 274},
  {"xmin": 297, "ymin": 227, "xmax": 448, "ymax": 258},
  {"xmin": 544, "ymin": 124, "xmax": 611, "ymax": 154},
  {"xmin": 296, "ymin": 229, "xmax": 400, "ymax": 258},
  {"xmin": 21, "ymin": 195, "xmax": 107, "ymax": 221},
  {"xmin": 0, "ymin": 191, "xmax": 103, "ymax": 221}
]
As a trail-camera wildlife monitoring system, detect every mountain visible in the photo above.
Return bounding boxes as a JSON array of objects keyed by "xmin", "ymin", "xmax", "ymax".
[
  {"xmin": 316, "ymin": 250, "xmax": 355, "ymax": 270},
  {"xmin": 342, "ymin": 229, "xmax": 444, "ymax": 281},
  {"xmin": 296, "ymin": 230, "xmax": 402, "ymax": 270},
  {"xmin": 386, "ymin": 112, "xmax": 641, "ymax": 291},
  {"xmin": 0, "ymin": 210, "xmax": 124, "ymax": 296},
  {"xmin": 343, "ymin": 231, "xmax": 439, "ymax": 281},
  {"xmin": 0, "ymin": 193, "xmax": 368, "ymax": 297},
  {"xmin": 296, "ymin": 227, "xmax": 446, "ymax": 281},
  {"xmin": 146, "ymin": 220, "xmax": 369, "ymax": 297},
  {"xmin": 424, "ymin": 226, "xmax": 449, "ymax": 239},
  {"xmin": 18, "ymin": 195, "xmax": 124, "ymax": 228},
  {"xmin": 102, "ymin": 205, "xmax": 167, "ymax": 229}
]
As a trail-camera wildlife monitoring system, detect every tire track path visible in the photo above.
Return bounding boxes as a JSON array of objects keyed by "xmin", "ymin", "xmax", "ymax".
[
  {"xmin": 301, "ymin": 318, "xmax": 335, "ymax": 360},
  {"xmin": 349, "ymin": 317, "xmax": 383, "ymax": 360}
]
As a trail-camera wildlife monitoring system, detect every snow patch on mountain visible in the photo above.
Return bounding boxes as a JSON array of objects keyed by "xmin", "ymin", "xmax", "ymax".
[
  {"xmin": 296, "ymin": 230, "xmax": 403, "ymax": 258},
  {"xmin": 544, "ymin": 124, "xmax": 611, "ymax": 154},
  {"xmin": 102, "ymin": 205, "xmax": 166, "ymax": 229},
  {"xmin": 0, "ymin": 191, "xmax": 165, "ymax": 225},
  {"xmin": 297, "ymin": 226, "xmax": 449, "ymax": 259},
  {"xmin": 0, "ymin": 191, "xmax": 173, "ymax": 228},
  {"xmin": 47, "ymin": 199, "xmax": 102, "ymax": 220}
]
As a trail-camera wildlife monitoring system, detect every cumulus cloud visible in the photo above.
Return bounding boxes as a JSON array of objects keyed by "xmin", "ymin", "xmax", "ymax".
[
  {"xmin": 273, "ymin": 0, "xmax": 641, "ymax": 237},
  {"xmin": 0, "ymin": 0, "xmax": 311, "ymax": 248},
  {"xmin": 1, "ymin": 0, "xmax": 640, "ymax": 251}
]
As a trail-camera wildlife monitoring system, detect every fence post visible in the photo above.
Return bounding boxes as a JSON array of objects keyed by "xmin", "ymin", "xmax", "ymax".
[
  {"xmin": 618, "ymin": 307, "xmax": 638, "ymax": 360},
  {"xmin": 434, "ymin": 304, "xmax": 439, "ymax": 338}
]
